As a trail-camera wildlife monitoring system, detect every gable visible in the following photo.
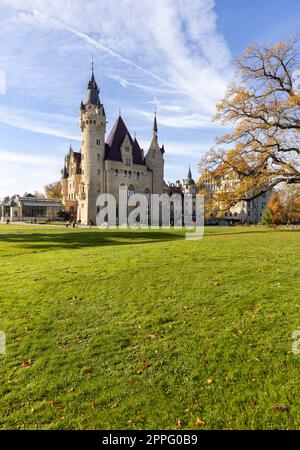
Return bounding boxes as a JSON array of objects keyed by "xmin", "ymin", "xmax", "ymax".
[{"xmin": 105, "ymin": 116, "xmax": 145, "ymax": 166}]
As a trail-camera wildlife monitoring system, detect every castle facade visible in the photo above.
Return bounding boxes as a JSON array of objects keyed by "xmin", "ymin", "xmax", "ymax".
[{"xmin": 61, "ymin": 68, "xmax": 166, "ymax": 225}]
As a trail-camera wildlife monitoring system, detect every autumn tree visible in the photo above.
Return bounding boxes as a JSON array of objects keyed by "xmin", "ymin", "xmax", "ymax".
[
  {"xmin": 279, "ymin": 184, "xmax": 300, "ymax": 223},
  {"xmin": 44, "ymin": 181, "xmax": 62, "ymax": 199},
  {"xmin": 200, "ymin": 38, "xmax": 300, "ymax": 210},
  {"xmin": 261, "ymin": 193, "xmax": 286, "ymax": 225},
  {"xmin": 33, "ymin": 191, "xmax": 45, "ymax": 199}
]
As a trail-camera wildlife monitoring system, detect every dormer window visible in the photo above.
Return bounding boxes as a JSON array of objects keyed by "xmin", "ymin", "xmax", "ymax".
[
  {"xmin": 126, "ymin": 159, "xmax": 131, "ymax": 166},
  {"xmin": 125, "ymin": 146, "xmax": 130, "ymax": 152}
]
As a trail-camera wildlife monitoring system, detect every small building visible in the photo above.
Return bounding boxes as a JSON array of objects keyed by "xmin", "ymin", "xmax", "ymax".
[{"xmin": 1, "ymin": 194, "xmax": 63, "ymax": 222}]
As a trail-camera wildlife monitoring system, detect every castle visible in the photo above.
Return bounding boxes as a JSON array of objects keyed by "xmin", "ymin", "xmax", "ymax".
[
  {"xmin": 61, "ymin": 67, "xmax": 170, "ymax": 225},
  {"xmin": 60, "ymin": 66, "xmax": 268, "ymax": 227}
]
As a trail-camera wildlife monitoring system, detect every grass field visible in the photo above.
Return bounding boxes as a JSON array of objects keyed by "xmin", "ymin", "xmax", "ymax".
[{"xmin": 0, "ymin": 224, "xmax": 299, "ymax": 430}]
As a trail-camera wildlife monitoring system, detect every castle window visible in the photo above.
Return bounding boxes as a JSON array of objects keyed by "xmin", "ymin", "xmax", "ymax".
[
  {"xmin": 128, "ymin": 171, "xmax": 131, "ymax": 178},
  {"xmin": 97, "ymin": 169, "xmax": 101, "ymax": 175},
  {"xmin": 125, "ymin": 146, "xmax": 130, "ymax": 152},
  {"xmin": 114, "ymin": 169, "xmax": 118, "ymax": 176},
  {"xmin": 126, "ymin": 159, "xmax": 131, "ymax": 166},
  {"xmin": 137, "ymin": 172, "xmax": 140, "ymax": 179},
  {"xmin": 123, "ymin": 170, "xmax": 127, "ymax": 177},
  {"xmin": 97, "ymin": 185, "xmax": 100, "ymax": 193},
  {"xmin": 96, "ymin": 139, "xmax": 101, "ymax": 146},
  {"xmin": 153, "ymin": 150, "xmax": 156, "ymax": 158},
  {"xmin": 94, "ymin": 120, "xmax": 96, "ymax": 124},
  {"xmin": 97, "ymin": 153, "xmax": 100, "ymax": 160},
  {"xmin": 128, "ymin": 185, "xmax": 135, "ymax": 198}
]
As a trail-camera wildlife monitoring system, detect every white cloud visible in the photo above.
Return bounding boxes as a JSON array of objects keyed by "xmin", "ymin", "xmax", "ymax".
[
  {"xmin": 0, "ymin": 106, "xmax": 79, "ymax": 140},
  {"xmin": 0, "ymin": 150, "xmax": 61, "ymax": 197},
  {"xmin": 0, "ymin": 149, "xmax": 61, "ymax": 166},
  {"xmin": 0, "ymin": 0, "xmax": 233, "ymax": 194},
  {"xmin": 0, "ymin": 0, "xmax": 233, "ymax": 119}
]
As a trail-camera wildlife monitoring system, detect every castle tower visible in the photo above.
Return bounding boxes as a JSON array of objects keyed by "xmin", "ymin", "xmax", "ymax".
[
  {"xmin": 61, "ymin": 155, "xmax": 69, "ymax": 200},
  {"xmin": 145, "ymin": 112, "xmax": 165, "ymax": 194},
  {"xmin": 183, "ymin": 166, "xmax": 196, "ymax": 195},
  {"xmin": 77, "ymin": 65, "xmax": 106, "ymax": 225}
]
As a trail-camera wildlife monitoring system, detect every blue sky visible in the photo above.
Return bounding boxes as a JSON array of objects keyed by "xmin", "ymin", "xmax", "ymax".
[{"xmin": 0, "ymin": 0, "xmax": 299, "ymax": 197}]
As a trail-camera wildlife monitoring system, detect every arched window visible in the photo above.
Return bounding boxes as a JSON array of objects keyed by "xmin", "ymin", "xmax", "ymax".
[{"xmin": 128, "ymin": 185, "xmax": 135, "ymax": 198}]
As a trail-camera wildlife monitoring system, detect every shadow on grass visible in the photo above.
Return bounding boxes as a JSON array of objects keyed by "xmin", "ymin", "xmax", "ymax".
[
  {"xmin": 0, "ymin": 230, "xmax": 186, "ymax": 250},
  {"xmin": 0, "ymin": 227, "xmax": 298, "ymax": 251}
]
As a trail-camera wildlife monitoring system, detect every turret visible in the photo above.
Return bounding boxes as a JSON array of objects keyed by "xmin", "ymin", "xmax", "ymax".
[
  {"xmin": 183, "ymin": 166, "xmax": 196, "ymax": 195},
  {"xmin": 78, "ymin": 64, "xmax": 106, "ymax": 224},
  {"xmin": 146, "ymin": 112, "xmax": 165, "ymax": 194}
]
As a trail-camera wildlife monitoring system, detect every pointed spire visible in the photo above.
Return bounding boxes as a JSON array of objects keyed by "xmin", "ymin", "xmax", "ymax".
[
  {"xmin": 153, "ymin": 109, "xmax": 158, "ymax": 139},
  {"xmin": 85, "ymin": 61, "xmax": 101, "ymax": 106},
  {"xmin": 188, "ymin": 165, "xmax": 192, "ymax": 179}
]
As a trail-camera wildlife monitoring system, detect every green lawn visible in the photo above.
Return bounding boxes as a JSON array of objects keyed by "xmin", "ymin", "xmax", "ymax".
[{"xmin": 0, "ymin": 224, "xmax": 299, "ymax": 430}]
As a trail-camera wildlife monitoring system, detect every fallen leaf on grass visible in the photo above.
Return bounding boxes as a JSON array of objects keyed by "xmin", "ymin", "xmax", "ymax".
[
  {"xmin": 195, "ymin": 417, "xmax": 205, "ymax": 426},
  {"xmin": 251, "ymin": 400, "xmax": 259, "ymax": 411},
  {"xmin": 81, "ymin": 367, "xmax": 93, "ymax": 376},
  {"xmin": 273, "ymin": 405, "xmax": 288, "ymax": 412},
  {"xmin": 147, "ymin": 333, "xmax": 156, "ymax": 339},
  {"xmin": 207, "ymin": 379, "xmax": 213, "ymax": 385},
  {"xmin": 143, "ymin": 361, "xmax": 152, "ymax": 368},
  {"xmin": 50, "ymin": 401, "xmax": 63, "ymax": 409},
  {"xmin": 21, "ymin": 359, "xmax": 33, "ymax": 368},
  {"xmin": 176, "ymin": 419, "xmax": 183, "ymax": 428}
]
